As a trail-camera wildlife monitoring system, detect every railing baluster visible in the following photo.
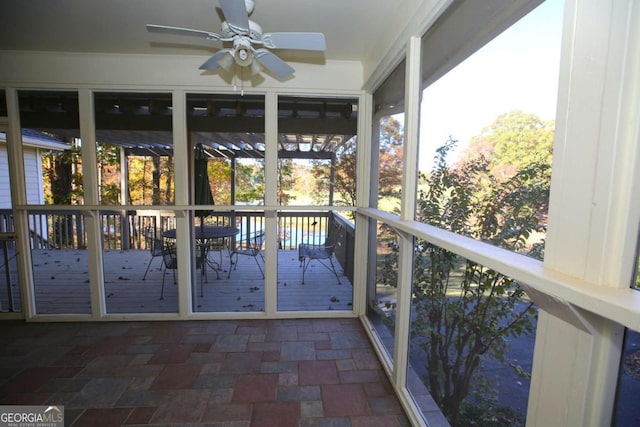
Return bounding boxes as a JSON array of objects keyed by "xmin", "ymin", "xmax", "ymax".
[{"xmin": 15, "ymin": 209, "xmax": 348, "ymax": 254}]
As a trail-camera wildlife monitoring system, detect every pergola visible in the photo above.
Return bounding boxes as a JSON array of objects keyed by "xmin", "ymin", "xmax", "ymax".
[{"xmin": 15, "ymin": 91, "xmax": 358, "ymax": 205}]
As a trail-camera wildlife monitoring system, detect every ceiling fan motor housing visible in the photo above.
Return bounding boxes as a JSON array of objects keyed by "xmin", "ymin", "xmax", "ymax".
[{"xmin": 221, "ymin": 20, "xmax": 262, "ymax": 40}]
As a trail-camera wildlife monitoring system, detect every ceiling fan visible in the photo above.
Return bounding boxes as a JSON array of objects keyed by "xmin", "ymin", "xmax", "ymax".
[{"xmin": 146, "ymin": 0, "xmax": 326, "ymax": 79}]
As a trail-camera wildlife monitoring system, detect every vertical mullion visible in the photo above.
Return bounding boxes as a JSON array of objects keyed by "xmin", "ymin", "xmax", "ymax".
[
  {"xmin": 78, "ymin": 88, "xmax": 105, "ymax": 319},
  {"xmin": 393, "ymin": 36, "xmax": 422, "ymax": 387},
  {"xmin": 172, "ymin": 90, "xmax": 192, "ymax": 317},
  {"xmin": 5, "ymin": 89, "xmax": 37, "ymax": 318},
  {"xmin": 264, "ymin": 91, "xmax": 278, "ymax": 315}
]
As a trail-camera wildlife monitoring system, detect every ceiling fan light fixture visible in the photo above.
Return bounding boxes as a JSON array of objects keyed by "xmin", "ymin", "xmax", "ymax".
[
  {"xmin": 233, "ymin": 37, "xmax": 253, "ymax": 67},
  {"xmin": 249, "ymin": 60, "xmax": 261, "ymax": 76},
  {"xmin": 217, "ymin": 51, "xmax": 235, "ymax": 71}
]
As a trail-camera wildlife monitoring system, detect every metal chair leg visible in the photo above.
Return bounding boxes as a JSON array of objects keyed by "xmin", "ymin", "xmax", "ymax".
[
  {"xmin": 142, "ymin": 257, "xmax": 155, "ymax": 280},
  {"xmin": 327, "ymin": 257, "xmax": 342, "ymax": 284},
  {"xmin": 253, "ymin": 254, "xmax": 264, "ymax": 279},
  {"xmin": 160, "ymin": 269, "xmax": 166, "ymax": 300},
  {"xmin": 301, "ymin": 256, "xmax": 341, "ymax": 285}
]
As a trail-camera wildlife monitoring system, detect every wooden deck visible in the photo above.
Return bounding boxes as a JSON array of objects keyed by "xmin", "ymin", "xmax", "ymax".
[{"xmin": 10, "ymin": 248, "xmax": 352, "ymax": 315}]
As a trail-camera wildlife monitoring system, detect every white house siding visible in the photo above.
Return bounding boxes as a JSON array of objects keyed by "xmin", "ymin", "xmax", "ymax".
[
  {"xmin": 0, "ymin": 144, "xmax": 43, "ymax": 208},
  {"xmin": 1, "ymin": 144, "xmax": 48, "ymax": 241},
  {"xmin": 23, "ymin": 147, "xmax": 43, "ymax": 205}
]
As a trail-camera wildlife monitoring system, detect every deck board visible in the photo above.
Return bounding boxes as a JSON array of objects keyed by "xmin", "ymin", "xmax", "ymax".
[{"xmin": 11, "ymin": 248, "xmax": 352, "ymax": 315}]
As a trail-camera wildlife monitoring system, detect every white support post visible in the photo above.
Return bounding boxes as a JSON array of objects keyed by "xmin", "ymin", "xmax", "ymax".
[
  {"xmin": 352, "ymin": 91, "xmax": 372, "ymax": 316},
  {"xmin": 528, "ymin": 0, "xmax": 640, "ymax": 425},
  {"xmin": 5, "ymin": 88, "xmax": 36, "ymax": 318},
  {"xmin": 172, "ymin": 90, "xmax": 192, "ymax": 317},
  {"xmin": 264, "ymin": 91, "xmax": 278, "ymax": 316},
  {"xmin": 78, "ymin": 88, "xmax": 106, "ymax": 318},
  {"xmin": 393, "ymin": 36, "xmax": 422, "ymax": 387}
]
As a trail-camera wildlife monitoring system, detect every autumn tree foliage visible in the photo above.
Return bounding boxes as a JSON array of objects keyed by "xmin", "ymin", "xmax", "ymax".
[
  {"xmin": 125, "ymin": 155, "xmax": 174, "ymax": 205},
  {"xmin": 380, "ymin": 111, "xmax": 552, "ymax": 425},
  {"xmin": 311, "ymin": 137, "xmax": 358, "ymax": 207},
  {"xmin": 333, "ymin": 142, "xmax": 357, "ymax": 207},
  {"xmin": 310, "ymin": 114, "xmax": 403, "ymax": 211},
  {"xmin": 206, "ymin": 158, "xmax": 232, "ymax": 204},
  {"xmin": 378, "ymin": 115, "xmax": 404, "ymax": 207}
]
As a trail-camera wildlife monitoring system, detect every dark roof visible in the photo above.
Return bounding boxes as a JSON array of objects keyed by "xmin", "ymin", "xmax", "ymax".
[{"xmin": 21, "ymin": 128, "xmax": 67, "ymax": 144}]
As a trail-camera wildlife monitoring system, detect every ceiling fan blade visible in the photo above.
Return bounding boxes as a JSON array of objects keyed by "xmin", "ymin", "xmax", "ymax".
[
  {"xmin": 146, "ymin": 24, "xmax": 225, "ymax": 41},
  {"xmin": 261, "ymin": 33, "xmax": 326, "ymax": 51},
  {"xmin": 254, "ymin": 49, "xmax": 295, "ymax": 79},
  {"xmin": 219, "ymin": 0, "xmax": 250, "ymax": 34},
  {"xmin": 199, "ymin": 50, "xmax": 232, "ymax": 70}
]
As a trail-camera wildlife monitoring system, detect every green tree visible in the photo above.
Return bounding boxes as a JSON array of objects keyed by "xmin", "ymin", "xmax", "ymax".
[
  {"xmin": 161, "ymin": 156, "xmax": 174, "ymax": 204},
  {"xmin": 382, "ymin": 138, "xmax": 548, "ymax": 425},
  {"xmin": 97, "ymin": 143, "xmax": 121, "ymax": 204},
  {"xmin": 277, "ymin": 159, "xmax": 295, "ymax": 205},
  {"xmin": 236, "ymin": 159, "xmax": 264, "ymax": 204},
  {"xmin": 42, "ymin": 139, "xmax": 83, "ymax": 205},
  {"xmin": 41, "ymin": 137, "xmax": 83, "ymax": 247},
  {"xmin": 310, "ymin": 159, "xmax": 331, "ymax": 205},
  {"xmin": 459, "ymin": 110, "xmax": 553, "ymax": 182}
]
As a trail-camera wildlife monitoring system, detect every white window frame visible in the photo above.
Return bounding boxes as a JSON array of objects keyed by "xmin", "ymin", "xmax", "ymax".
[{"xmin": 358, "ymin": 0, "xmax": 640, "ymax": 425}]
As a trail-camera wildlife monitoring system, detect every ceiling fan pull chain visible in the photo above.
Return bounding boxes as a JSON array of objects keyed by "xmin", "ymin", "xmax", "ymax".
[
  {"xmin": 233, "ymin": 63, "xmax": 238, "ymax": 93},
  {"xmin": 240, "ymin": 66, "xmax": 245, "ymax": 96}
]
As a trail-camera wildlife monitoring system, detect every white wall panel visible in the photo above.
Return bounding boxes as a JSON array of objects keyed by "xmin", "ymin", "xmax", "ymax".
[{"xmin": 0, "ymin": 51, "xmax": 362, "ymax": 93}]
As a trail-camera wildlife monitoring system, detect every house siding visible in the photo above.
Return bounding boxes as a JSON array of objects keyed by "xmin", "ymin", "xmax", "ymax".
[{"xmin": 0, "ymin": 144, "xmax": 43, "ymax": 208}]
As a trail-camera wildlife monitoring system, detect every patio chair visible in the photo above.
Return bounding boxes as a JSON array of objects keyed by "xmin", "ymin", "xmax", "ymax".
[
  {"xmin": 298, "ymin": 223, "xmax": 343, "ymax": 285},
  {"xmin": 160, "ymin": 241, "xmax": 204, "ymax": 300},
  {"xmin": 142, "ymin": 227, "xmax": 163, "ymax": 280},
  {"xmin": 160, "ymin": 241, "xmax": 178, "ymax": 300},
  {"xmin": 228, "ymin": 230, "xmax": 265, "ymax": 278},
  {"xmin": 205, "ymin": 236, "xmax": 229, "ymax": 278}
]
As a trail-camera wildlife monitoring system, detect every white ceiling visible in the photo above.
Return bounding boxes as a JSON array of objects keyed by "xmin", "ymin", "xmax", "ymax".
[{"xmin": 0, "ymin": 0, "xmax": 399, "ymax": 64}]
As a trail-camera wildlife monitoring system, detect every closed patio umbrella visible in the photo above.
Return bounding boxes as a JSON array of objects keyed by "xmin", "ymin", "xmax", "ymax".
[
  {"xmin": 194, "ymin": 143, "xmax": 215, "ymax": 222},
  {"xmin": 193, "ymin": 143, "xmax": 216, "ymax": 284}
]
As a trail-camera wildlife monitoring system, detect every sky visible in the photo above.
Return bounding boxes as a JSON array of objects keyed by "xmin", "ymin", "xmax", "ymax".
[{"xmin": 417, "ymin": 0, "xmax": 564, "ymax": 171}]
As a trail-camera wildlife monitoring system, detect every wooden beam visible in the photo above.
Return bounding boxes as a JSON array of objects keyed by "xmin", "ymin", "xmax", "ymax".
[{"xmin": 278, "ymin": 117, "xmax": 357, "ymax": 134}]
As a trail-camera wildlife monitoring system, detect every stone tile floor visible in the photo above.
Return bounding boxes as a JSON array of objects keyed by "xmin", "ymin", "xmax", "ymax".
[{"xmin": 0, "ymin": 318, "xmax": 410, "ymax": 426}]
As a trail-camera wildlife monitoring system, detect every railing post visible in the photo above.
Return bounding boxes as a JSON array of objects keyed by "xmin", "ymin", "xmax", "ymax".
[
  {"xmin": 75, "ymin": 211, "xmax": 85, "ymax": 249},
  {"xmin": 120, "ymin": 210, "xmax": 131, "ymax": 250}
]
